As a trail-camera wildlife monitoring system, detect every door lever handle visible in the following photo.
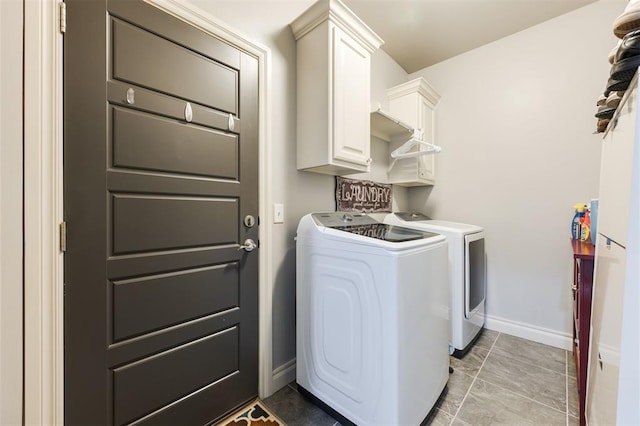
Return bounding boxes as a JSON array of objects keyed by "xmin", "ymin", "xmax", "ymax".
[{"xmin": 238, "ymin": 239, "xmax": 258, "ymax": 252}]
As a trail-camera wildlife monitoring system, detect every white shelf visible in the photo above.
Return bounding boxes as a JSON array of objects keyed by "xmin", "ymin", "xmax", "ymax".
[{"xmin": 370, "ymin": 109, "xmax": 413, "ymax": 142}]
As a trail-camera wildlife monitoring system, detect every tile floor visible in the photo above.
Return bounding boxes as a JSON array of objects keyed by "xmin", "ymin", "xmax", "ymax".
[{"xmin": 263, "ymin": 330, "xmax": 579, "ymax": 426}]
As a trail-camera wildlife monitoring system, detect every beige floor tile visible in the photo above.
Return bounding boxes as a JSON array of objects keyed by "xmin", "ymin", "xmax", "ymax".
[
  {"xmin": 477, "ymin": 350, "xmax": 567, "ymax": 412},
  {"xmin": 426, "ymin": 408, "xmax": 454, "ymax": 426},
  {"xmin": 451, "ymin": 417, "xmax": 473, "ymax": 426},
  {"xmin": 456, "ymin": 379, "xmax": 567, "ymax": 426},
  {"xmin": 568, "ymin": 376, "xmax": 579, "ymax": 418},
  {"xmin": 263, "ymin": 385, "xmax": 338, "ymax": 426},
  {"xmin": 473, "ymin": 329, "xmax": 499, "ymax": 350},
  {"xmin": 567, "ymin": 350, "xmax": 577, "ymax": 378},
  {"xmin": 491, "ymin": 333, "xmax": 566, "ymax": 374},
  {"xmin": 450, "ymin": 345, "xmax": 489, "ymax": 377},
  {"xmin": 436, "ymin": 369, "xmax": 475, "ymax": 415}
]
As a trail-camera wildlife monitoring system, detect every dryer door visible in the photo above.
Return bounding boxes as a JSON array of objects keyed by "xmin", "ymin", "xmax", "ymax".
[{"xmin": 465, "ymin": 232, "xmax": 486, "ymax": 318}]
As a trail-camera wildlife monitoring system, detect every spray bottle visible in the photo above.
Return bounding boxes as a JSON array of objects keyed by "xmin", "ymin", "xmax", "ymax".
[
  {"xmin": 571, "ymin": 203, "xmax": 585, "ymax": 240},
  {"xmin": 581, "ymin": 206, "xmax": 591, "ymax": 243}
]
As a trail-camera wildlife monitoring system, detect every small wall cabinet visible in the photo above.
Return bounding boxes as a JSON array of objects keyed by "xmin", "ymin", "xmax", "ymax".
[
  {"xmin": 387, "ymin": 77, "xmax": 440, "ymax": 186},
  {"xmin": 291, "ymin": 0, "xmax": 383, "ymax": 175}
]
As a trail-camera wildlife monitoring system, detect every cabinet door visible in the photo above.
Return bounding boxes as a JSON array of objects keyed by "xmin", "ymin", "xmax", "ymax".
[
  {"xmin": 598, "ymin": 88, "xmax": 637, "ymax": 247},
  {"xmin": 418, "ymin": 96, "xmax": 435, "ymax": 182},
  {"xmin": 332, "ymin": 26, "xmax": 370, "ymax": 167},
  {"xmin": 586, "ymin": 237, "xmax": 625, "ymax": 425}
]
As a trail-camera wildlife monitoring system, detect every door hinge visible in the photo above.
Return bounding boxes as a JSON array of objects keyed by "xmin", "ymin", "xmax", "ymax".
[
  {"xmin": 59, "ymin": 2, "xmax": 66, "ymax": 34},
  {"xmin": 59, "ymin": 221, "xmax": 67, "ymax": 252}
]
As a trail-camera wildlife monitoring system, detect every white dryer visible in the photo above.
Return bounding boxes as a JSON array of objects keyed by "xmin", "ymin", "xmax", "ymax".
[
  {"xmin": 383, "ymin": 212, "xmax": 486, "ymax": 357},
  {"xmin": 296, "ymin": 212, "xmax": 449, "ymax": 426}
]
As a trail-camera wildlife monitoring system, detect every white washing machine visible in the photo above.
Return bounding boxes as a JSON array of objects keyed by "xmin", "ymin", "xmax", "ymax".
[
  {"xmin": 382, "ymin": 212, "xmax": 486, "ymax": 357},
  {"xmin": 296, "ymin": 212, "xmax": 449, "ymax": 426}
]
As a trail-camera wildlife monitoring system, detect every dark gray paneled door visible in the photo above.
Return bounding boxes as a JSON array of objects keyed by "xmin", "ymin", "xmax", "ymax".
[{"xmin": 64, "ymin": 1, "xmax": 259, "ymax": 424}]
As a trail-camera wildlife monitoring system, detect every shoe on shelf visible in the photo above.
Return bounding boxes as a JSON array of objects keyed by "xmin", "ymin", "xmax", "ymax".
[
  {"xmin": 615, "ymin": 29, "xmax": 640, "ymax": 62},
  {"xmin": 596, "ymin": 118, "xmax": 610, "ymax": 133},
  {"xmin": 597, "ymin": 93, "xmax": 608, "ymax": 106},
  {"xmin": 614, "ymin": 0, "xmax": 640, "ymax": 38},
  {"xmin": 607, "ymin": 76, "xmax": 633, "ymax": 94},
  {"xmin": 606, "ymin": 91, "xmax": 625, "ymax": 109},
  {"xmin": 595, "ymin": 105, "xmax": 616, "ymax": 119},
  {"xmin": 610, "ymin": 54, "xmax": 640, "ymax": 81}
]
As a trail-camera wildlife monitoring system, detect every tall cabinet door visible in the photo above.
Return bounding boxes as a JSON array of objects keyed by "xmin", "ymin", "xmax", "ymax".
[
  {"xmin": 587, "ymin": 77, "xmax": 640, "ymax": 425},
  {"xmin": 332, "ymin": 25, "xmax": 371, "ymax": 168},
  {"xmin": 587, "ymin": 237, "xmax": 626, "ymax": 425}
]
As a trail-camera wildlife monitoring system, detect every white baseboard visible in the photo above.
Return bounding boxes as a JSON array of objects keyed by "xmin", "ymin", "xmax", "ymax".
[
  {"xmin": 485, "ymin": 314, "xmax": 573, "ymax": 351},
  {"xmin": 270, "ymin": 359, "xmax": 296, "ymax": 395}
]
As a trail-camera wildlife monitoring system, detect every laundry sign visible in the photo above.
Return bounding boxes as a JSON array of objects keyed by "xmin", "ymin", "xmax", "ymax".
[{"xmin": 336, "ymin": 176, "xmax": 392, "ymax": 212}]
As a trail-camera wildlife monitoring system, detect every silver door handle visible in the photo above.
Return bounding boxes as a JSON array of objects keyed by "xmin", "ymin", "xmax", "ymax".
[{"xmin": 238, "ymin": 239, "xmax": 257, "ymax": 252}]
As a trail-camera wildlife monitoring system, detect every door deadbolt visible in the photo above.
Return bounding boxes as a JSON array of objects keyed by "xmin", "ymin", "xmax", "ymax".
[{"xmin": 244, "ymin": 215, "xmax": 256, "ymax": 228}]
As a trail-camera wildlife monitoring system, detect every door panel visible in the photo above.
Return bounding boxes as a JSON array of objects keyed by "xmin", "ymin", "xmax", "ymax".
[
  {"xmin": 64, "ymin": 1, "xmax": 258, "ymax": 424},
  {"xmin": 112, "ymin": 107, "xmax": 239, "ymax": 179},
  {"xmin": 107, "ymin": 0, "xmax": 241, "ymax": 70},
  {"xmin": 112, "ymin": 18, "xmax": 238, "ymax": 114},
  {"xmin": 112, "ymin": 263, "xmax": 239, "ymax": 342},
  {"xmin": 113, "ymin": 328, "xmax": 239, "ymax": 425},
  {"xmin": 111, "ymin": 195, "xmax": 238, "ymax": 254}
]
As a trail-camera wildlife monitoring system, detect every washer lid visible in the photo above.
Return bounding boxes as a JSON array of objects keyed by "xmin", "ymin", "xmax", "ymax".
[
  {"xmin": 311, "ymin": 212, "xmax": 439, "ymax": 242},
  {"xmin": 392, "ymin": 212, "xmax": 483, "ymax": 234},
  {"xmin": 395, "ymin": 212, "xmax": 431, "ymax": 221}
]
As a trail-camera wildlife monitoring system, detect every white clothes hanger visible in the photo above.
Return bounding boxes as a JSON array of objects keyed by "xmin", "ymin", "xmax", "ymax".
[{"xmin": 390, "ymin": 129, "xmax": 442, "ymax": 159}]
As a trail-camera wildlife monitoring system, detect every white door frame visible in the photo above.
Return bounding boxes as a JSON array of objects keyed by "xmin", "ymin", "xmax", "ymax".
[{"xmin": 24, "ymin": 1, "xmax": 274, "ymax": 423}]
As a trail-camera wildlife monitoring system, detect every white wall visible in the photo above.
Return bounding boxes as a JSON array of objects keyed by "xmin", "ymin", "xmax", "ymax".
[
  {"xmin": 190, "ymin": 0, "xmax": 408, "ymax": 390},
  {"xmin": 0, "ymin": 0, "xmax": 24, "ymax": 423},
  {"xmin": 408, "ymin": 0, "xmax": 624, "ymax": 346}
]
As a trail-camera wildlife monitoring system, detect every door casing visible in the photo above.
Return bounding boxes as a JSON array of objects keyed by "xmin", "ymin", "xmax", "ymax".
[{"xmin": 23, "ymin": 0, "xmax": 274, "ymax": 423}]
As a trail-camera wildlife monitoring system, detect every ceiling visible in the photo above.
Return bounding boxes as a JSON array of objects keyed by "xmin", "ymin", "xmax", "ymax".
[{"xmin": 343, "ymin": 0, "xmax": 598, "ymax": 73}]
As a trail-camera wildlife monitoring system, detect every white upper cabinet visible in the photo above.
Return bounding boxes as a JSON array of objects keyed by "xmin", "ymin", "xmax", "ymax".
[
  {"xmin": 291, "ymin": 0, "xmax": 383, "ymax": 175},
  {"xmin": 387, "ymin": 78, "xmax": 440, "ymax": 186}
]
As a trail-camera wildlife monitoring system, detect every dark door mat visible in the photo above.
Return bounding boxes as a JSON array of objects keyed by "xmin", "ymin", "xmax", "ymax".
[{"xmin": 218, "ymin": 400, "xmax": 286, "ymax": 426}]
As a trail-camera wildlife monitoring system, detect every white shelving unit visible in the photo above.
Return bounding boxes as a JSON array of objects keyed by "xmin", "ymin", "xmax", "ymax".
[
  {"xmin": 370, "ymin": 109, "xmax": 413, "ymax": 142},
  {"xmin": 386, "ymin": 77, "xmax": 440, "ymax": 186}
]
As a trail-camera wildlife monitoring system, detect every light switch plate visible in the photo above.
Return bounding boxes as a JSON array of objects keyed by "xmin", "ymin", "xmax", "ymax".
[{"xmin": 274, "ymin": 203, "xmax": 284, "ymax": 224}]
